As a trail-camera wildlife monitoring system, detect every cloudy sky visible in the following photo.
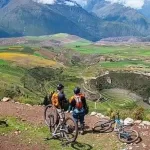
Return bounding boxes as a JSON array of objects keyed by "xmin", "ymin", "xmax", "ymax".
[
  {"xmin": 105, "ymin": 0, "xmax": 145, "ymax": 9},
  {"xmin": 33, "ymin": 0, "xmax": 148, "ymax": 9},
  {"xmin": 76, "ymin": 0, "xmax": 147, "ymax": 9}
]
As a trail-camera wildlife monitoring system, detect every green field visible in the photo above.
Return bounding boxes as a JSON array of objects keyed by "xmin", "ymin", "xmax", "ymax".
[{"xmin": 66, "ymin": 44, "xmax": 150, "ymax": 58}]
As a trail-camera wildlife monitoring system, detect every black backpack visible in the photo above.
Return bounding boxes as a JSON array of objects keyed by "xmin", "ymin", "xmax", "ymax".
[{"xmin": 43, "ymin": 91, "xmax": 55, "ymax": 106}]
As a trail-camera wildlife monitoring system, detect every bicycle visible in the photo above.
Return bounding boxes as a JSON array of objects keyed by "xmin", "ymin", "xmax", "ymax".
[
  {"xmin": 44, "ymin": 104, "xmax": 78, "ymax": 143},
  {"xmin": 92, "ymin": 113, "xmax": 139, "ymax": 144}
]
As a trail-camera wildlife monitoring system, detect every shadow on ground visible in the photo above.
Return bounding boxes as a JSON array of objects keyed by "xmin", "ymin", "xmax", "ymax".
[{"xmin": 71, "ymin": 141, "xmax": 93, "ymax": 150}]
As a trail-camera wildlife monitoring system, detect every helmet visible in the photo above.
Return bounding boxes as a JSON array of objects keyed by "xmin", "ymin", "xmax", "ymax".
[
  {"xmin": 74, "ymin": 87, "xmax": 80, "ymax": 94},
  {"xmin": 57, "ymin": 83, "xmax": 64, "ymax": 90}
]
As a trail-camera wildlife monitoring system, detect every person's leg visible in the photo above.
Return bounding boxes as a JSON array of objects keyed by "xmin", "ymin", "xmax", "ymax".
[
  {"xmin": 72, "ymin": 112, "xmax": 78, "ymax": 124},
  {"xmin": 57, "ymin": 108, "xmax": 63, "ymax": 122},
  {"xmin": 79, "ymin": 113, "xmax": 85, "ymax": 134}
]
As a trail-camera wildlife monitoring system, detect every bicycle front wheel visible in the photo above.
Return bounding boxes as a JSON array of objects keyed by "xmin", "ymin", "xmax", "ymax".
[
  {"xmin": 118, "ymin": 129, "xmax": 139, "ymax": 144},
  {"xmin": 44, "ymin": 104, "xmax": 58, "ymax": 127},
  {"xmin": 63, "ymin": 117, "xmax": 78, "ymax": 142}
]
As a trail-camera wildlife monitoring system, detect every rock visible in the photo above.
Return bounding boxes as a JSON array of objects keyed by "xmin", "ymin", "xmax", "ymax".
[
  {"xmin": 139, "ymin": 123, "xmax": 145, "ymax": 126},
  {"xmin": 100, "ymin": 115, "xmax": 105, "ymax": 118},
  {"xmin": 26, "ymin": 104, "xmax": 32, "ymax": 107},
  {"xmin": 128, "ymin": 146, "xmax": 133, "ymax": 150},
  {"xmin": 14, "ymin": 131, "xmax": 19, "ymax": 135},
  {"xmin": 141, "ymin": 121, "xmax": 150, "ymax": 126},
  {"xmin": 142, "ymin": 143, "xmax": 147, "ymax": 148},
  {"xmin": 1, "ymin": 97, "xmax": 10, "ymax": 102},
  {"xmin": 124, "ymin": 118, "xmax": 134, "ymax": 126},
  {"xmin": 134, "ymin": 120, "xmax": 142, "ymax": 124},
  {"xmin": 90, "ymin": 112, "xmax": 97, "ymax": 116},
  {"xmin": 102, "ymin": 116, "xmax": 110, "ymax": 120},
  {"xmin": 96, "ymin": 113, "xmax": 103, "ymax": 117}
]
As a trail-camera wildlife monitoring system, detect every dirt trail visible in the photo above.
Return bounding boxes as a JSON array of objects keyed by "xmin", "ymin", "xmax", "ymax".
[{"xmin": 0, "ymin": 101, "xmax": 150, "ymax": 150}]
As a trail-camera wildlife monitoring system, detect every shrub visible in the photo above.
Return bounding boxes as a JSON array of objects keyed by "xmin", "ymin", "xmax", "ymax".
[
  {"xmin": 132, "ymin": 107, "xmax": 144, "ymax": 120},
  {"xmin": 145, "ymin": 114, "xmax": 150, "ymax": 121}
]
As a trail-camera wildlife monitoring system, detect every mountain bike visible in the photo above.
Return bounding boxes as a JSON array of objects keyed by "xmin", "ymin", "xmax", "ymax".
[
  {"xmin": 44, "ymin": 104, "xmax": 78, "ymax": 143},
  {"xmin": 92, "ymin": 113, "xmax": 139, "ymax": 144}
]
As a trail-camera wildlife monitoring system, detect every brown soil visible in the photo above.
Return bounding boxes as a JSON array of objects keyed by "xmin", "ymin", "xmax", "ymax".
[{"xmin": 0, "ymin": 101, "xmax": 150, "ymax": 150}]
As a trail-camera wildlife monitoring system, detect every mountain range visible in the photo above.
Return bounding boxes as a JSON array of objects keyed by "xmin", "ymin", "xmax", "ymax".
[{"xmin": 0, "ymin": 0, "xmax": 150, "ymax": 41}]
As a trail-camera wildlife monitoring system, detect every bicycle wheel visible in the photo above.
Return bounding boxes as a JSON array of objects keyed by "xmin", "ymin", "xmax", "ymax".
[
  {"xmin": 44, "ymin": 104, "xmax": 58, "ymax": 127},
  {"xmin": 63, "ymin": 117, "xmax": 78, "ymax": 142},
  {"xmin": 118, "ymin": 129, "xmax": 139, "ymax": 144},
  {"xmin": 92, "ymin": 120, "xmax": 112, "ymax": 133}
]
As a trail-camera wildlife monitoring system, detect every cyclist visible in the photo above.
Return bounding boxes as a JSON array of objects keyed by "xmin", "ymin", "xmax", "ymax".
[
  {"xmin": 68, "ymin": 87, "xmax": 88, "ymax": 134},
  {"xmin": 51, "ymin": 83, "xmax": 68, "ymax": 121}
]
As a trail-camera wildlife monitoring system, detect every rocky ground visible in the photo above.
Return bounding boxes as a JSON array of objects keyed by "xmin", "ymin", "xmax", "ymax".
[{"xmin": 0, "ymin": 101, "xmax": 150, "ymax": 150}]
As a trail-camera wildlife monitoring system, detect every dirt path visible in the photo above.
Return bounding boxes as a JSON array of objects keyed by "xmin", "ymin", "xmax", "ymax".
[{"xmin": 0, "ymin": 101, "xmax": 150, "ymax": 150}]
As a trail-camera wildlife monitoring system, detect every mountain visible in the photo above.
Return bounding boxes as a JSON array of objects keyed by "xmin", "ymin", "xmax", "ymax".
[
  {"xmin": 0, "ymin": 0, "xmax": 147, "ymax": 41},
  {"xmin": 85, "ymin": 0, "xmax": 150, "ymax": 36},
  {"xmin": 139, "ymin": 0, "xmax": 150, "ymax": 19},
  {"xmin": 0, "ymin": 0, "xmax": 10, "ymax": 8}
]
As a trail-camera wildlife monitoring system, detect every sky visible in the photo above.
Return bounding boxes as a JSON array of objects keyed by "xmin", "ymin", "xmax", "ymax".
[
  {"xmin": 33, "ymin": 0, "xmax": 148, "ymax": 9},
  {"xmin": 105, "ymin": 0, "xmax": 145, "ymax": 9}
]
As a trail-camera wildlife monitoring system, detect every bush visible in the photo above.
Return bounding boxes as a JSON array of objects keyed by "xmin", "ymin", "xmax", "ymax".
[
  {"xmin": 145, "ymin": 114, "xmax": 150, "ymax": 121},
  {"xmin": 132, "ymin": 107, "xmax": 144, "ymax": 120}
]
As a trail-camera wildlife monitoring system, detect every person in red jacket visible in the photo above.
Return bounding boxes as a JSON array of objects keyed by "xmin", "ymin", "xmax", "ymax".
[{"xmin": 68, "ymin": 87, "xmax": 88, "ymax": 134}]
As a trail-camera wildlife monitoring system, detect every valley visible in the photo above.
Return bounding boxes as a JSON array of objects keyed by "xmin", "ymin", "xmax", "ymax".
[{"xmin": 0, "ymin": 33, "xmax": 150, "ymax": 116}]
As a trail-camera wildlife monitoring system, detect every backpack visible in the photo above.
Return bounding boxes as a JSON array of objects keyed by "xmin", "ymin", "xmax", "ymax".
[
  {"xmin": 42, "ymin": 91, "xmax": 55, "ymax": 106},
  {"xmin": 51, "ymin": 92, "xmax": 60, "ymax": 108},
  {"xmin": 74, "ymin": 95, "xmax": 83, "ymax": 109}
]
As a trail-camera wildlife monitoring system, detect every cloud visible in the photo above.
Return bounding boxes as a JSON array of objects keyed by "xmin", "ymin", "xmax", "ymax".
[
  {"xmin": 32, "ymin": 0, "xmax": 146, "ymax": 9},
  {"xmin": 33, "ymin": 0, "xmax": 88, "ymax": 6},
  {"xmin": 73, "ymin": 0, "xmax": 88, "ymax": 6},
  {"xmin": 105, "ymin": 0, "xmax": 145, "ymax": 9},
  {"xmin": 33, "ymin": 0, "xmax": 56, "ymax": 5}
]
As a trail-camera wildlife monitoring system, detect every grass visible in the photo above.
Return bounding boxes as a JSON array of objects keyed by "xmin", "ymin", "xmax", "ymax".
[
  {"xmin": 100, "ymin": 60, "xmax": 150, "ymax": 69},
  {"xmin": 0, "ymin": 52, "xmax": 57, "ymax": 67},
  {"xmin": 0, "ymin": 117, "xmax": 123, "ymax": 150},
  {"xmin": 67, "ymin": 44, "xmax": 150, "ymax": 59}
]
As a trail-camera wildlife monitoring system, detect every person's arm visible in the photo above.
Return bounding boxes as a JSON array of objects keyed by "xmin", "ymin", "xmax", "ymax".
[
  {"xmin": 81, "ymin": 96, "xmax": 87, "ymax": 109},
  {"xmin": 67, "ymin": 97, "xmax": 73, "ymax": 112}
]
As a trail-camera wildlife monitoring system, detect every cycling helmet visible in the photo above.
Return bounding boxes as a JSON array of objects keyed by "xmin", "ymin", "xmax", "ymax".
[
  {"xmin": 74, "ymin": 87, "xmax": 80, "ymax": 94},
  {"xmin": 57, "ymin": 83, "xmax": 64, "ymax": 90}
]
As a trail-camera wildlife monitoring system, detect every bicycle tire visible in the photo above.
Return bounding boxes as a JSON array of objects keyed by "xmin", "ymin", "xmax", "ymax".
[
  {"xmin": 63, "ymin": 117, "xmax": 78, "ymax": 142},
  {"xmin": 92, "ymin": 120, "xmax": 112, "ymax": 133},
  {"xmin": 44, "ymin": 104, "xmax": 58, "ymax": 127},
  {"xmin": 118, "ymin": 129, "xmax": 139, "ymax": 144}
]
